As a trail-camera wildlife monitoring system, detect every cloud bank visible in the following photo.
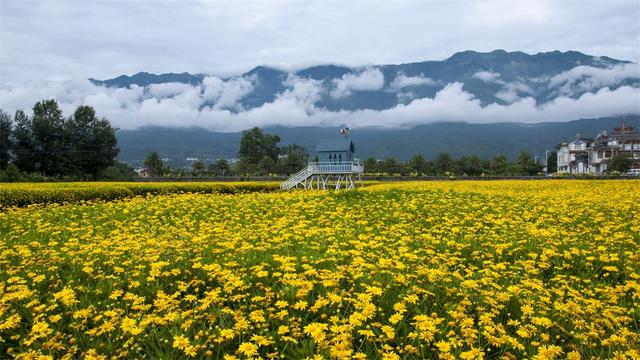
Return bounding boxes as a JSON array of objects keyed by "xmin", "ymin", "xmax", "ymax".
[{"xmin": 1, "ymin": 65, "xmax": 639, "ymax": 132}]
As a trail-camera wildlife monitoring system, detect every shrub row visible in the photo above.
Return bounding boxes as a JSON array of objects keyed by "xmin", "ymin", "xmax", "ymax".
[{"xmin": 0, "ymin": 182, "xmax": 281, "ymax": 207}]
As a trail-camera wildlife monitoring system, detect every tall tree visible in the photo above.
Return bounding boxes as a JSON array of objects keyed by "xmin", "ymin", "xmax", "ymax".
[
  {"xmin": 516, "ymin": 150, "xmax": 541, "ymax": 175},
  {"xmin": 408, "ymin": 154, "xmax": 427, "ymax": 176},
  {"xmin": 31, "ymin": 99, "xmax": 66, "ymax": 175},
  {"xmin": 238, "ymin": 127, "xmax": 280, "ymax": 166},
  {"xmin": 278, "ymin": 144, "xmax": 308, "ymax": 175},
  {"xmin": 435, "ymin": 152, "xmax": 455, "ymax": 174},
  {"xmin": 144, "ymin": 151, "xmax": 164, "ymax": 176},
  {"xmin": 209, "ymin": 159, "xmax": 231, "ymax": 176},
  {"xmin": 488, "ymin": 154, "xmax": 508, "ymax": 175},
  {"xmin": 457, "ymin": 155, "xmax": 485, "ymax": 176},
  {"xmin": 363, "ymin": 157, "xmax": 379, "ymax": 174},
  {"xmin": 192, "ymin": 160, "xmax": 206, "ymax": 174},
  {"xmin": 256, "ymin": 155, "xmax": 277, "ymax": 175},
  {"xmin": 66, "ymin": 105, "xmax": 119, "ymax": 179},
  {"xmin": 546, "ymin": 151, "xmax": 558, "ymax": 173},
  {"xmin": 0, "ymin": 110, "xmax": 12, "ymax": 169},
  {"xmin": 12, "ymin": 110, "xmax": 36, "ymax": 173}
]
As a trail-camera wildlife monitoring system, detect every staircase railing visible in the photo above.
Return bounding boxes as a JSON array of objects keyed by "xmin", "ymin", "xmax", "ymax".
[
  {"xmin": 280, "ymin": 165, "xmax": 312, "ymax": 190},
  {"xmin": 280, "ymin": 161, "xmax": 364, "ymax": 190}
]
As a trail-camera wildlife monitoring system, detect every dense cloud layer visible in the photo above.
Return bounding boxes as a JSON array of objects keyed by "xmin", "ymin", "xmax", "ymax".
[
  {"xmin": 1, "ymin": 64, "xmax": 639, "ymax": 132},
  {"xmin": 2, "ymin": 1, "xmax": 639, "ymax": 85}
]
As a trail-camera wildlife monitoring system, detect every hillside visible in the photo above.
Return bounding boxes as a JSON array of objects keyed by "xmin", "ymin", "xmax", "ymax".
[{"xmin": 116, "ymin": 115, "xmax": 640, "ymax": 167}]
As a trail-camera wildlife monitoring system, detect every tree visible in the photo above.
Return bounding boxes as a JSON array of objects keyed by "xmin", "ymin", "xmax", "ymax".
[
  {"xmin": 31, "ymin": 99, "xmax": 67, "ymax": 176},
  {"xmin": 238, "ymin": 127, "xmax": 281, "ymax": 166},
  {"xmin": 66, "ymin": 105, "xmax": 119, "ymax": 179},
  {"xmin": 209, "ymin": 159, "xmax": 231, "ymax": 176},
  {"xmin": 380, "ymin": 158, "xmax": 399, "ymax": 175},
  {"xmin": 0, "ymin": 110, "xmax": 12, "ymax": 169},
  {"xmin": 457, "ymin": 155, "xmax": 484, "ymax": 176},
  {"xmin": 546, "ymin": 151, "xmax": 557, "ymax": 173},
  {"xmin": 101, "ymin": 162, "xmax": 137, "ymax": 181},
  {"xmin": 488, "ymin": 155, "xmax": 508, "ymax": 175},
  {"xmin": 256, "ymin": 155, "xmax": 277, "ymax": 175},
  {"xmin": 0, "ymin": 163, "xmax": 21, "ymax": 182},
  {"xmin": 516, "ymin": 150, "xmax": 542, "ymax": 175},
  {"xmin": 12, "ymin": 110, "xmax": 36, "ymax": 173},
  {"xmin": 363, "ymin": 157, "xmax": 379, "ymax": 174},
  {"xmin": 144, "ymin": 151, "xmax": 164, "ymax": 176},
  {"xmin": 278, "ymin": 144, "xmax": 308, "ymax": 175},
  {"xmin": 408, "ymin": 155, "xmax": 427, "ymax": 176},
  {"xmin": 192, "ymin": 160, "xmax": 206, "ymax": 174},
  {"xmin": 609, "ymin": 154, "xmax": 632, "ymax": 173},
  {"xmin": 435, "ymin": 152, "xmax": 455, "ymax": 174}
]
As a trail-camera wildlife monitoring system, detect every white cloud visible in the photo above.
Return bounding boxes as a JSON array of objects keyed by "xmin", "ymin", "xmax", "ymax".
[
  {"xmin": 1, "ymin": 76, "xmax": 638, "ymax": 132},
  {"xmin": 331, "ymin": 68, "xmax": 385, "ymax": 98},
  {"xmin": 473, "ymin": 71, "xmax": 502, "ymax": 83},
  {"xmin": 548, "ymin": 63, "xmax": 640, "ymax": 96},
  {"xmin": 495, "ymin": 81, "xmax": 535, "ymax": 103},
  {"xmin": 201, "ymin": 76, "xmax": 254, "ymax": 110},
  {"xmin": 390, "ymin": 73, "xmax": 437, "ymax": 89},
  {"xmin": 147, "ymin": 82, "xmax": 194, "ymax": 98}
]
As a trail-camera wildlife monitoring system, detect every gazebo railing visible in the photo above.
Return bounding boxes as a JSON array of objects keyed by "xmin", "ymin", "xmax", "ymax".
[{"xmin": 308, "ymin": 160, "xmax": 363, "ymax": 174}]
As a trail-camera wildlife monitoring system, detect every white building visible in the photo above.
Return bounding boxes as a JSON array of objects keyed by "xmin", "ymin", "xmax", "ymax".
[{"xmin": 557, "ymin": 122, "xmax": 640, "ymax": 175}]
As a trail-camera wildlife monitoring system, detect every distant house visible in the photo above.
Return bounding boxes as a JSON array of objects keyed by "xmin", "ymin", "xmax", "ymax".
[
  {"xmin": 557, "ymin": 122, "xmax": 640, "ymax": 174},
  {"xmin": 557, "ymin": 137, "xmax": 590, "ymax": 174},
  {"xmin": 316, "ymin": 139, "xmax": 355, "ymax": 163}
]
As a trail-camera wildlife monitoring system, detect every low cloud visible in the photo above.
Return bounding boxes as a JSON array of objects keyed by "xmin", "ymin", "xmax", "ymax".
[
  {"xmin": 549, "ymin": 63, "xmax": 640, "ymax": 96},
  {"xmin": 331, "ymin": 68, "xmax": 385, "ymax": 98},
  {"xmin": 390, "ymin": 73, "xmax": 437, "ymax": 89},
  {"xmin": 473, "ymin": 71, "xmax": 502, "ymax": 83},
  {"xmin": 0, "ymin": 75, "xmax": 638, "ymax": 133}
]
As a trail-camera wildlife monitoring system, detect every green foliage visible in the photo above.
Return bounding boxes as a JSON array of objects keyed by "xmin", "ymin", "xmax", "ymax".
[
  {"xmin": 256, "ymin": 155, "xmax": 277, "ymax": 175},
  {"xmin": 408, "ymin": 155, "xmax": 428, "ymax": 176},
  {"xmin": 609, "ymin": 154, "xmax": 632, "ymax": 173},
  {"xmin": 0, "ymin": 163, "xmax": 22, "ymax": 182},
  {"xmin": 238, "ymin": 127, "xmax": 281, "ymax": 165},
  {"xmin": 0, "ymin": 182, "xmax": 281, "ymax": 207},
  {"xmin": 208, "ymin": 159, "xmax": 232, "ymax": 176},
  {"xmin": 0, "ymin": 110, "xmax": 12, "ymax": 169},
  {"xmin": 547, "ymin": 150, "xmax": 558, "ymax": 173},
  {"xmin": 5, "ymin": 101, "xmax": 119, "ymax": 179},
  {"xmin": 278, "ymin": 144, "xmax": 308, "ymax": 175},
  {"xmin": 12, "ymin": 109, "xmax": 36, "ymax": 173},
  {"xmin": 143, "ymin": 151, "xmax": 165, "ymax": 177},
  {"xmin": 100, "ymin": 162, "xmax": 137, "ymax": 181},
  {"xmin": 435, "ymin": 153, "xmax": 455, "ymax": 175},
  {"xmin": 191, "ymin": 160, "xmax": 206, "ymax": 174},
  {"xmin": 66, "ymin": 105, "xmax": 119, "ymax": 179}
]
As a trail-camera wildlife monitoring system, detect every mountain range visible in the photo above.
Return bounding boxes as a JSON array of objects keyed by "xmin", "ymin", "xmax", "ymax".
[
  {"xmin": 88, "ymin": 49, "xmax": 639, "ymax": 165},
  {"xmin": 91, "ymin": 49, "xmax": 637, "ymax": 111}
]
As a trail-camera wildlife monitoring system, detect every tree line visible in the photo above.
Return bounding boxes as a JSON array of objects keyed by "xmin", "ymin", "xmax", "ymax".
[
  {"xmin": 363, "ymin": 151, "xmax": 549, "ymax": 177},
  {"xmin": 142, "ymin": 127, "xmax": 310, "ymax": 177},
  {"xmin": 140, "ymin": 127, "xmax": 552, "ymax": 178},
  {"xmin": 0, "ymin": 100, "xmax": 127, "ymax": 181}
]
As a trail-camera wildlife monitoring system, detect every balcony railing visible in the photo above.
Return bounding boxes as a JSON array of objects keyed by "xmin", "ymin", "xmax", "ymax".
[{"xmin": 308, "ymin": 161, "xmax": 364, "ymax": 174}]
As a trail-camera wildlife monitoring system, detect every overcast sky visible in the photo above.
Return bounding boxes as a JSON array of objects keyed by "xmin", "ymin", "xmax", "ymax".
[
  {"xmin": 1, "ymin": 0, "xmax": 639, "ymax": 130},
  {"xmin": 1, "ymin": 0, "xmax": 639, "ymax": 84}
]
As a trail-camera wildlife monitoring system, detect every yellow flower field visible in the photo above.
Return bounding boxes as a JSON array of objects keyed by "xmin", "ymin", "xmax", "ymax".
[{"xmin": 0, "ymin": 180, "xmax": 638, "ymax": 359}]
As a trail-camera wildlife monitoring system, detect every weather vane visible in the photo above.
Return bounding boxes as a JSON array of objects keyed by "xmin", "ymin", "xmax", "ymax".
[{"xmin": 339, "ymin": 127, "xmax": 351, "ymax": 137}]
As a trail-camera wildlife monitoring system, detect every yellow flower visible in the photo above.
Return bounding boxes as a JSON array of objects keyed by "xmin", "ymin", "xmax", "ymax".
[{"xmin": 237, "ymin": 342, "xmax": 258, "ymax": 357}]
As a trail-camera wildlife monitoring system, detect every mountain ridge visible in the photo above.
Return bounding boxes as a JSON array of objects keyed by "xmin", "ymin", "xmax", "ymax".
[{"xmin": 90, "ymin": 49, "xmax": 638, "ymax": 111}]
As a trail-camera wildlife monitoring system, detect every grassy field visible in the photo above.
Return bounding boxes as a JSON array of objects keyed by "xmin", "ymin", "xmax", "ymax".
[{"xmin": 0, "ymin": 180, "xmax": 638, "ymax": 359}]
